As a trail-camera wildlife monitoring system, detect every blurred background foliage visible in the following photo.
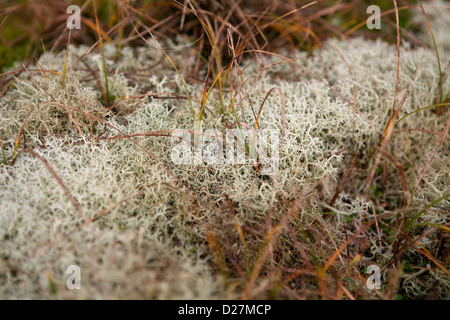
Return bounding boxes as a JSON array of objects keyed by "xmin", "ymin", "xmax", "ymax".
[{"xmin": 0, "ymin": 0, "xmax": 420, "ymax": 72}]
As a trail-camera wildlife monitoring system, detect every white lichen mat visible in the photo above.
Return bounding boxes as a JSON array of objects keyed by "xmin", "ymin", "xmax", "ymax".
[{"xmin": 0, "ymin": 32, "xmax": 448, "ymax": 298}]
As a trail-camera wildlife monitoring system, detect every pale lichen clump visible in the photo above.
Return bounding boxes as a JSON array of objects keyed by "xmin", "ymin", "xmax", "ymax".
[
  {"xmin": 0, "ymin": 27, "xmax": 448, "ymax": 299},
  {"xmin": 413, "ymin": 0, "xmax": 450, "ymax": 61}
]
